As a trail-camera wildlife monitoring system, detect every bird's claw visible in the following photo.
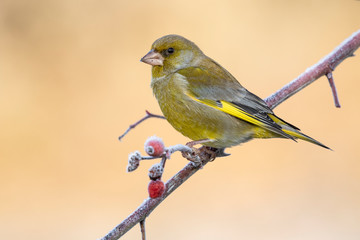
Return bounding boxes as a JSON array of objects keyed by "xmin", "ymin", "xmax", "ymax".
[{"xmin": 181, "ymin": 146, "xmax": 202, "ymax": 167}]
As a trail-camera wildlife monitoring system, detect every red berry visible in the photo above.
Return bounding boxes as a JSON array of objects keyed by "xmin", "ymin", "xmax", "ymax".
[
  {"xmin": 144, "ymin": 136, "xmax": 165, "ymax": 157},
  {"xmin": 148, "ymin": 180, "xmax": 165, "ymax": 198}
]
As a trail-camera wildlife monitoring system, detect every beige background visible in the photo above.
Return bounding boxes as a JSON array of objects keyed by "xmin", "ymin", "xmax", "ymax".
[{"xmin": 1, "ymin": 0, "xmax": 360, "ymax": 239}]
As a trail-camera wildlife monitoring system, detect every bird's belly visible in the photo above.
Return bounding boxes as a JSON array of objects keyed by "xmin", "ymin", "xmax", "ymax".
[{"xmin": 158, "ymin": 96, "xmax": 255, "ymax": 148}]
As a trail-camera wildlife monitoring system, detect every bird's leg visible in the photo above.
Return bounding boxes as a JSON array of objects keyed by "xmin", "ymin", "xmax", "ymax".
[{"xmin": 185, "ymin": 139, "xmax": 210, "ymax": 148}]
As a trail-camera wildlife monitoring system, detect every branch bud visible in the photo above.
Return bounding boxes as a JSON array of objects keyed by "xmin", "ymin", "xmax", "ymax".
[
  {"xmin": 127, "ymin": 151, "xmax": 142, "ymax": 172},
  {"xmin": 148, "ymin": 163, "xmax": 164, "ymax": 180}
]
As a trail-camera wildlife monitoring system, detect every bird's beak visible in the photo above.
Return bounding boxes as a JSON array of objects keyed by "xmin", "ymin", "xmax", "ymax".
[{"xmin": 140, "ymin": 49, "xmax": 164, "ymax": 66}]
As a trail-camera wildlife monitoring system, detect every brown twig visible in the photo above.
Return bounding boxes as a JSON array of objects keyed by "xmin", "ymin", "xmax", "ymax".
[
  {"xmin": 326, "ymin": 72, "xmax": 341, "ymax": 108},
  {"xmin": 118, "ymin": 110, "xmax": 166, "ymax": 141},
  {"xmin": 100, "ymin": 30, "xmax": 360, "ymax": 240},
  {"xmin": 140, "ymin": 220, "xmax": 146, "ymax": 240}
]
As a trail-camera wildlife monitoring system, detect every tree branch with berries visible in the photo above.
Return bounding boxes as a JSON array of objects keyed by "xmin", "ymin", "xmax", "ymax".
[{"xmin": 99, "ymin": 30, "xmax": 360, "ymax": 240}]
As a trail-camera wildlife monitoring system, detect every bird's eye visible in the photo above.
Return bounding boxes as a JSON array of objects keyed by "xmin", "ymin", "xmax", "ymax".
[{"xmin": 167, "ymin": 47, "xmax": 174, "ymax": 54}]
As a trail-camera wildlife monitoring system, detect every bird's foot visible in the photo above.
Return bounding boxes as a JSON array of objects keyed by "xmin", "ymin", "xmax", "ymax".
[
  {"xmin": 181, "ymin": 141, "xmax": 231, "ymax": 166},
  {"xmin": 199, "ymin": 146, "xmax": 217, "ymax": 162},
  {"xmin": 181, "ymin": 146, "xmax": 202, "ymax": 167}
]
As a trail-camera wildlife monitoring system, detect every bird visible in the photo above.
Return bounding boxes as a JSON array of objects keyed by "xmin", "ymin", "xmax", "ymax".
[{"xmin": 140, "ymin": 34, "xmax": 329, "ymax": 152}]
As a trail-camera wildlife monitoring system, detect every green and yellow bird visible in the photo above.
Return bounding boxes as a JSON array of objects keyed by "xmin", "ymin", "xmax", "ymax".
[{"xmin": 141, "ymin": 34, "xmax": 329, "ymax": 150}]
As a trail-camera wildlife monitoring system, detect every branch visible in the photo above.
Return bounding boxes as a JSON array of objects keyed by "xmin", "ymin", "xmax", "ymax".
[
  {"xmin": 118, "ymin": 111, "xmax": 165, "ymax": 141},
  {"xmin": 140, "ymin": 220, "xmax": 146, "ymax": 240},
  {"xmin": 265, "ymin": 29, "xmax": 360, "ymax": 109},
  {"xmin": 101, "ymin": 152, "xmax": 213, "ymax": 240},
  {"xmin": 101, "ymin": 30, "xmax": 360, "ymax": 240}
]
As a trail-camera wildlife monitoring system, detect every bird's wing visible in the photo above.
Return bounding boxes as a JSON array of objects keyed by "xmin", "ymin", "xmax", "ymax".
[{"xmin": 176, "ymin": 65, "xmax": 297, "ymax": 140}]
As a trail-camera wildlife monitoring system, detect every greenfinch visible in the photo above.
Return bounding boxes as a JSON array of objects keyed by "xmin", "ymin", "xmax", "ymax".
[{"xmin": 141, "ymin": 34, "xmax": 329, "ymax": 150}]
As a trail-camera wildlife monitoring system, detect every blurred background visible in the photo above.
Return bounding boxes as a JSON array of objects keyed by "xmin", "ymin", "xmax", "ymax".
[{"xmin": 1, "ymin": 0, "xmax": 359, "ymax": 239}]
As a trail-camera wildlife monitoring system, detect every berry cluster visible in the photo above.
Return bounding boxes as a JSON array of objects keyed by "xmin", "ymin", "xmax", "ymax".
[
  {"xmin": 127, "ymin": 136, "xmax": 166, "ymax": 199},
  {"xmin": 126, "ymin": 136, "xmax": 194, "ymax": 199}
]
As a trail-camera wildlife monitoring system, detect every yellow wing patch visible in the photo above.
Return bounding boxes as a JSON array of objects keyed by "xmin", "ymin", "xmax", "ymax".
[{"xmin": 187, "ymin": 93, "xmax": 294, "ymax": 140}]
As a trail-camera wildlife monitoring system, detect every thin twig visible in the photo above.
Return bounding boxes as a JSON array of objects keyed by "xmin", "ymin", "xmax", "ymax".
[
  {"xmin": 101, "ymin": 30, "xmax": 360, "ymax": 240},
  {"xmin": 118, "ymin": 110, "xmax": 166, "ymax": 141},
  {"xmin": 140, "ymin": 220, "xmax": 146, "ymax": 240},
  {"xmin": 326, "ymin": 72, "xmax": 341, "ymax": 108},
  {"xmin": 160, "ymin": 156, "xmax": 167, "ymax": 169}
]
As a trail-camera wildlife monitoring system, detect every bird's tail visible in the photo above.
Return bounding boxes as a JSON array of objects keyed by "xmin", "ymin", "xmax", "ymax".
[
  {"xmin": 282, "ymin": 128, "xmax": 331, "ymax": 150},
  {"xmin": 269, "ymin": 114, "xmax": 331, "ymax": 150}
]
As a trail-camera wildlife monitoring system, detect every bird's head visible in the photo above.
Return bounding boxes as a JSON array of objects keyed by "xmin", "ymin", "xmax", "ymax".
[{"xmin": 141, "ymin": 35, "xmax": 203, "ymax": 77}]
